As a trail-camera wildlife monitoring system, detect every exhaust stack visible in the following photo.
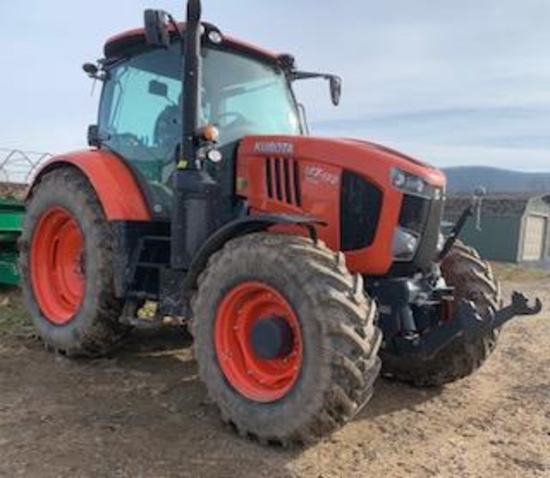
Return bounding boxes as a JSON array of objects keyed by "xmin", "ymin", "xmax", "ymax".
[{"xmin": 171, "ymin": 0, "xmax": 220, "ymax": 270}]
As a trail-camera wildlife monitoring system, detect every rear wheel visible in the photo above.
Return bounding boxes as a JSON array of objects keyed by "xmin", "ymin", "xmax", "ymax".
[
  {"xmin": 382, "ymin": 241, "xmax": 501, "ymax": 387},
  {"xmin": 19, "ymin": 167, "xmax": 129, "ymax": 356},
  {"xmin": 192, "ymin": 233, "xmax": 381, "ymax": 445}
]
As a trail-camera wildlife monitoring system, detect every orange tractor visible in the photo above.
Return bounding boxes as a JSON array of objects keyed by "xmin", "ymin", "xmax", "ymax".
[{"xmin": 20, "ymin": 1, "xmax": 541, "ymax": 445}]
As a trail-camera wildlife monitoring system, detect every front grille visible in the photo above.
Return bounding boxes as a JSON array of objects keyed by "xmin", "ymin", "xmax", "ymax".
[
  {"xmin": 341, "ymin": 171, "xmax": 382, "ymax": 251},
  {"xmin": 392, "ymin": 194, "xmax": 444, "ymax": 273},
  {"xmin": 265, "ymin": 157, "xmax": 301, "ymax": 206},
  {"xmin": 414, "ymin": 196, "xmax": 444, "ymax": 266},
  {"xmin": 399, "ymin": 195, "xmax": 430, "ymax": 233}
]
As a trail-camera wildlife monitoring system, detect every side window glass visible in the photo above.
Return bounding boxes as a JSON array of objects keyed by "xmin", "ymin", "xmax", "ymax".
[{"xmin": 99, "ymin": 49, "xmax": 182, "ymax": 184}]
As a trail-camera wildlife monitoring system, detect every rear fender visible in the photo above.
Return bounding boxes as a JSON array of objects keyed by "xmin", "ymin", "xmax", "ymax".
[{"xmin": 27, "ymin": 150, "xmax": 151, "ymax": 221}]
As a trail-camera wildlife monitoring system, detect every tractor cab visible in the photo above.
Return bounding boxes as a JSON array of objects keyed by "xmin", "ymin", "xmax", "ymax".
[{"xmin": 94, "ymin": 26, "xmax": 304, "ymax": 219}]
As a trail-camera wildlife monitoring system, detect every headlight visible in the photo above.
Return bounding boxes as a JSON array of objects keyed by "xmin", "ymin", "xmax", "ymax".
[
  {"xmin": 392, "ymin": 227, "xmax": 420, "ymax": 261},
  {"xmin": 391, "ymin": 168, "xmax": 428, "ymax": 197},
  {"xmin": 392, "ymin": 169, "xmax": 406, "ymax": 188},
  {"xmin": 405, "ymin": 175, "xmax": 425, "ymax": 195}
]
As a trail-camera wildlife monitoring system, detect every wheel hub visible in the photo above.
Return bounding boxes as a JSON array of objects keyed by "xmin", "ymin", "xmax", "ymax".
[
  {"xmin": 30, "ymin": 207, "xmax": 86, "ymax": 325},
  {"xmin": 250, "ymin": 315, "xmax": 294, "ymax": 360},
  {"xmin": 214, "ymin": 281, "xmax": 303, "ymax": 403}
]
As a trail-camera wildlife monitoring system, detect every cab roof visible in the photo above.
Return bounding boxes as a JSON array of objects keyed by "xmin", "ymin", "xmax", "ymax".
[{"xmin": 104, "ymin": 22, "xmax": 280, "ymax": 64}]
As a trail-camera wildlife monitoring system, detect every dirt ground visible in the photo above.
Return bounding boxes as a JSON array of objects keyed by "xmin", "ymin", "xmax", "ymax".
[{"xmin": 0, "ymin": 276, "xmax": 548, "ymax": 478}]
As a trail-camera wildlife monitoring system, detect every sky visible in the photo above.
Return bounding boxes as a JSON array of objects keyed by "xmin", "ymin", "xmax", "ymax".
[{"xmin": 0, "ymin": 0, "xmax": 549, "ymax": 171}]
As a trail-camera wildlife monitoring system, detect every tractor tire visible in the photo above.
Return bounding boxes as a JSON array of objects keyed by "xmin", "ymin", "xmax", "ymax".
[
  {"xmin": 191, "ymin": 233, "xmax": 381, "ymax": 445},
  {"xmin": 19, "ymin": 167, "xmax": 129, "ymax": 357},
  {"xmin": 381, "ymin": 241, "xmax": 501, "ymax": 387}
]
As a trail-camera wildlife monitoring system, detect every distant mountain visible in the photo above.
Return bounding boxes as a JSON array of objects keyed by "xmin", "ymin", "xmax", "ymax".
[{"xmin": 443, "ymin": 166, "xmax": 550, "ymax": 193}]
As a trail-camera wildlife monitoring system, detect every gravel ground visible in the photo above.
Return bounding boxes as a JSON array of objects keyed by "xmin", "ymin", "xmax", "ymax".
[{"xmin": 0, "ymin": 280, "xmax": 548, "ymax": 478}]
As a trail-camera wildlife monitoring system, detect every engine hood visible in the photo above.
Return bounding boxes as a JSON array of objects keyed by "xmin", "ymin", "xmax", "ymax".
[
  {"xmin": 239, "ymin": 135, "xmax": 446, "ymax": 189},
  {"xmin": 339, "ymin": 138, "xmax": 436, "ymax": 169}
]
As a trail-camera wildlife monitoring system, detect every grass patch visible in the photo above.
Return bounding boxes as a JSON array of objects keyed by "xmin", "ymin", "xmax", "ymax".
[
  {"xmin": 0, "ymin": 288, "xmax": 30, "ymax": 334},
  {"xmin": 491, "ymin": 262, "xmax": 550, "ymax": 282}
]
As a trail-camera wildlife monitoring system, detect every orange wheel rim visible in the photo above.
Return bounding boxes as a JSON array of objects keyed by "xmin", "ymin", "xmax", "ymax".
[
  {"xmin": 30, "ymin": 207, "xmax": 86, "ymax": 325},
  {"xmin": 214, "ymin": 281, "xmax": 303, "ymax": 403}
]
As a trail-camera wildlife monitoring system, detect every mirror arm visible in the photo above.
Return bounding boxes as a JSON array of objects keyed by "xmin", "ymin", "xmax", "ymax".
[
  {"xmin": 290, "ymin": 70, "xmax": 342, "ymax": 106},
  {"xmin": 290, "ymin": 71, "xmax": 339, "ymax": 82}
]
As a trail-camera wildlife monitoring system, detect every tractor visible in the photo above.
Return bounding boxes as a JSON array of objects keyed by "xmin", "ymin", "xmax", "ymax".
[{"xmin": 20, "ymin": 0, "xmax": 541, "ymax": 445}]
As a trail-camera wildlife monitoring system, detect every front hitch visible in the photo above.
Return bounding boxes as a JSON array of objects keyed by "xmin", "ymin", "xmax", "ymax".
[
  {"xmin": 393, "ymin": 290, "xmax": 542, "ymax": 360},
  {"xmin": 490, "ymin": 291, "xmax": 542, "ymax": 329},
  {"xmin": 451, "ymin": 290, "xmax": 542, "ymax": 345}
]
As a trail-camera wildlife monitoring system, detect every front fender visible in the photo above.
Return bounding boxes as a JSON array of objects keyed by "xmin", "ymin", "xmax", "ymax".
[
  {"xmin": 27, "ymin": 149, "xmax": 151, "ymax": 221},
  {"xmin": 183, "ymin": 214, "xmax": 324, "ymax": 291}
]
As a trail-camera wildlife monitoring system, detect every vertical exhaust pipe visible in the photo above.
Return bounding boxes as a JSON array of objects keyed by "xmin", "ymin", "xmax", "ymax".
[
  {"xmin": 171, "ymin": 0, "xmax": 220, "ymax": 269},
  {"xmin": 181, "ymin": 0, "xmax": 201, "ymax": 167}
]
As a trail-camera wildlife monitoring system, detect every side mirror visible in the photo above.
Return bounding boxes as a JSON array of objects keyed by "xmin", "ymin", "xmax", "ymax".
[
  {"xmin": 87, "ymin": 124, "xmax": 110, "ymax": 148},
  {"xmin": 83, "ymin": 63, "xmax": 98, "ymax": 77},
  {"xmin": 144, "ymin": 9, "xmax": 170, "ymax": 48},
  {"xmin": 291, "ymin": 70, "xmax": 344, "ymax": 107},
  {"xmin": 82, "ymin": 62, "xmax": 105, "ymax": 81},
  {"xmin": 329, "ymin": 76, "xmax": 342, "ymax": 106}
]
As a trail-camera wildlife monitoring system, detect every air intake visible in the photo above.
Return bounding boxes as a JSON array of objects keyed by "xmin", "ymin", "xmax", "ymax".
[{"xmin": 265, "ymin": 158, "xmax": 301, "ymax": 207}]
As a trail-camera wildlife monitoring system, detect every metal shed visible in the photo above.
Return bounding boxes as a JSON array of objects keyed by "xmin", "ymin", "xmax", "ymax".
[{"xmin": 444, "ymin": 193, "xmax": 550, "ymax": 263}]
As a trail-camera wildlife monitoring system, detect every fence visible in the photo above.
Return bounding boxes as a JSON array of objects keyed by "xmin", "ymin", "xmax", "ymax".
[{"xmin": 0, "ymin": 148, "xmax": 52, "ymax": 185}]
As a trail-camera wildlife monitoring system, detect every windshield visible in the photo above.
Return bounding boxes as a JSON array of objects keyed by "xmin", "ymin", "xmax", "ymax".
[
  {"xmin": 203, "ymin": 49, "xmax": 302, "ymax": 143},
  {"xmin": 98, "ymin": 45, "xmax": 301, "ymax": 184}
]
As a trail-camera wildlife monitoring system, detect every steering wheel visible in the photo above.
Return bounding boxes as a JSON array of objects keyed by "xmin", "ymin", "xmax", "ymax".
[
  {"xmin": 217, "ymin": 111, "xmax": 258, "ymax": 145},
  {"xmin": 217, "ymin": 111, "xmax": 248, "ymax": 129},
  {"xmin": 110, "ymin": 132, "xmax": 172, "ymax": 168},
  {"xmin": 110, "ymin": 132, "xmax": 149, "ymax": 153}
]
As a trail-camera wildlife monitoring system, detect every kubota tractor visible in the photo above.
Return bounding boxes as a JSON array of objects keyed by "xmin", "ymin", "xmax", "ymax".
[{"xmin": 20, "ymin": 1, "xmax": 541, "ymax": 445}]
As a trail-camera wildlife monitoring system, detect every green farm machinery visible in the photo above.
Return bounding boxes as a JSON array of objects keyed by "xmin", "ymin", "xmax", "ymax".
[{"xmin": 0, "ymin": 149, "xmax": 50, "ymax": 285}]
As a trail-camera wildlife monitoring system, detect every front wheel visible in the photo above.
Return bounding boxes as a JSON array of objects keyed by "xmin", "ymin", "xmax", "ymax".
[
  {"xmin": 19, "ymin": 167, "xmax": 129, "ymax": 356},
  {"xmin": 192, "ymin": 233, "xmax": 381, "ymax": 445}
]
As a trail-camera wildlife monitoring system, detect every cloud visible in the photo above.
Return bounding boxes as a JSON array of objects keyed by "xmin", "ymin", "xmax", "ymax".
[
  {"xmin": 294, "ymin": 0, "xmax": 550, "ymax": 169},
  {"xmin": 0, "ymin": 0, "xmax": 548, "ymax": 170}
]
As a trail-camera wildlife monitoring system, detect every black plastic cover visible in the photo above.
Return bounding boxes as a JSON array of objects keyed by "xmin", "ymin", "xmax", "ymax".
[{"xmin": 340, "ymin": 170, "xmax": 382, "ymax": 251}]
